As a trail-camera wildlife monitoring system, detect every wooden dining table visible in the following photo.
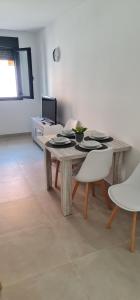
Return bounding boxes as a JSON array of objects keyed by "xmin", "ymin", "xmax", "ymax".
[{"xmin": 38, "ymin": 134, "xmax": 131, "ymax": 217}]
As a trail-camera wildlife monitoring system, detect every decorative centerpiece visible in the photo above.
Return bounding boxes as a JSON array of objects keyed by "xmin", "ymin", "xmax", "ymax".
[{"xmin": 72, "ymin": 126, "xmax": 87, "ymax": 143}]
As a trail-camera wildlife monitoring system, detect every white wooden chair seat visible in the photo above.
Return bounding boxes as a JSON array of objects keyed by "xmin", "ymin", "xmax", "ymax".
[
  {"xmin": 106, "ymin": 163, "xmax": 140, "ymax": 252},
  {"xmin": 109, "ymin": 184, "xmax": 140, "ymax": 212},
  {"xmin": 72, "ymin": 148, "xmax": 113, "ymax": 219}
]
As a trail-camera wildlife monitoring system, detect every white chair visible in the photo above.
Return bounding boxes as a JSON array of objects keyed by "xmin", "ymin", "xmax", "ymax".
[
  {"xmin": 72, "ymin": 148, "xmax": 113, "ymax": 219},
  {"xmin": 43, "ymin": 119, "xmax": 80, "ymax": 136},
  {"xmin": 43, "ymin": 124, "xmax": 63, "ymax": 136},
  {"xmin": 106, "ymin": 163, "xmax": 140, "ymax": 252},
  {"xmin": 64, "ymin": 119, "xmax": 80, "ymax": 130}
]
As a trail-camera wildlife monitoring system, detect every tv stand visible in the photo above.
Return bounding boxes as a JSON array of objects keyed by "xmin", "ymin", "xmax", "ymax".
[
  {"xmin": 41, "ymin": 118, "xmax": 55, "ymax": 126},
  {"xmin": 31, "ymin": 117, "xmax": 62, "ymax": 149},
  {"xmin": 31, "ymin": 117, "xmax": 54, "ymax": 147}
]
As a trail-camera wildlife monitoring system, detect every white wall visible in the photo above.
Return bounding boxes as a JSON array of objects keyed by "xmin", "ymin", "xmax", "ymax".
[
  {"xmin": 39, "ymin": 0, "xmax": 140, "ymax": 176},
  {"xmin": 0, "ymin": 29, "xmax": 41, "ymax": 134},
  {"xmin": 37, "ymin": 29, "xmax": 48, "ymax": 97}
]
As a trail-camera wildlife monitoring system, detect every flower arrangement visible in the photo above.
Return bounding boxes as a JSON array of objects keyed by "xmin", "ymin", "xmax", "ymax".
[
  {"xmin": 72, "ymin": 126, "xmax": 87, "ymax": 142},
  {"xmin": 72, "ymin": 126, "xmax": 87, "ymax": 134}
]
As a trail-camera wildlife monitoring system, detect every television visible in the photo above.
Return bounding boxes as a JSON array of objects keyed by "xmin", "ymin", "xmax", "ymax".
[{"xmin": 42, "ymin": 97, "xmax": 57, "ymax": 124}]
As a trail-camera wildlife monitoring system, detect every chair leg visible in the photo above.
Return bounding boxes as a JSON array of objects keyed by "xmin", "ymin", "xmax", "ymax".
[
  {"xmin": 83, "ymin": 183, "xmax": 91, "ymax": 219},
  {"xmin": 72, "ymin": 181, "xmax": 80, "ymax": 199},
  {"xmin": 100, "ymin": 180, "xmax": 112, "ymax": 210},
  {"xmin": 130, "ymin": 212, "xmax": 137, "ymax": 253},
  {"xmin": 106, "ymin": 205, "xmax": 119, "ymax": 229},
  {"xmin": 55, "ymin": 160, "xmax": 60, "ymax": 188},
  {"xmin": 92, "ymin": 183, "xmax": 96, "ymax": 197}
]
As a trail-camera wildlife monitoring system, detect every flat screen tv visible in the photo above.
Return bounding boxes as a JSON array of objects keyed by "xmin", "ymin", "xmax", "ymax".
[{"xmin": 42, "ymin": 97, "xmax": 57, "ymax": 124}]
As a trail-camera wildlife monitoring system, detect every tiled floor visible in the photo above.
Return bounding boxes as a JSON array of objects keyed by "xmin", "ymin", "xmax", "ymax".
[{"xmin": 0, "ymin": 135, "xmax": 140, "ymax": 299}]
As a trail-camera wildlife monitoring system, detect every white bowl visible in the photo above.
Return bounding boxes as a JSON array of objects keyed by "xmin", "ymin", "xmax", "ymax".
[
  {"xmin": 90, "ymin": 131, "xmax": 107, "ymax": 139},
  {"xmin": 81, "ymin": 140, "xmax": 101, "ymax": 148}
]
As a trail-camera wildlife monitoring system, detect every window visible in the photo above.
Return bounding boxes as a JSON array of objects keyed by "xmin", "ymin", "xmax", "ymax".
[{"xmin": 0, "ymin": 36, "xmax": 34, "ymax": 100}]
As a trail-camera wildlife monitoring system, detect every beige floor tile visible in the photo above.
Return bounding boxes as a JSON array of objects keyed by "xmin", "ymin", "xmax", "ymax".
[
  {"xmin": 0, "ymin": 225, "xmax": 70, "ymax": 286},
  {"xmin": 73, "ymin": 247, "xmax": 140, "ymax": 300},
  {"xmin": 35, "ymin": 189, "xmax": 67, "ymax": 223},
  {"xmin": 1, "ymin": 263, "xmax": 88, "ymax": 300},
  {"xmin": 0, "ymin": 197, "xmax": 49, "ymax": 235},
  {"xmin": 25, "ymin": 174, "xmax": 47, "ymax": 194},
  {"xmin": 51, "ymin": 215, "xmax": 97, "ymax": 260},
  {"xmin": 0, "ymin": 177, "xmax": 33, "ymax": 203},
  {"xmin": 18, "ymin": 161, "xmax": 44, "ymax": 179},
  {"xmin": 0, "ymin": 164, "xmax": 22, "ymax": 182},
  {"xmin": 35, "ymin": 191, "xmax": 97, "ymax": 259},
  {"xmin": 0, "ymin": 135, "xmax": 139, "ymax": 300}
]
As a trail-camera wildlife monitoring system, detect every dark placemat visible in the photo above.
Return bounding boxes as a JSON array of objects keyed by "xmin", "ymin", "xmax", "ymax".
[
  {"xmin": 57, "ymin": 134, "xmax": 75, "ymax": 139},
  {"xmin": 46, "ymin": 140, "xmax": 76, "ymax": 148},
  {"xmin": 84, "ymin": 136, "xmax": 113, "ymax": 143},
  {"xmin": 75, "ymin": 144, "xmax": 108, "ymax": 152}
]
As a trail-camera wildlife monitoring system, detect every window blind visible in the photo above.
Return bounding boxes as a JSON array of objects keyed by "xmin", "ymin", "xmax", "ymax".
[{"xmin": 0, "ymin": 36, "xmax": 19, "ymax": 60}]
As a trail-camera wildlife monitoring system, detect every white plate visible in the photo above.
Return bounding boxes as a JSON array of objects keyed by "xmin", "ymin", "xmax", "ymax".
[
  {"xmin": 80, "ymin": 144, "xmax": 102, "ymax": 150},
  {"xmin": 80, "ymin": 140, "xmax": 101, "ymax": 148},
  {"xmin": 89, "ymin": 132, "xmax": 109, "ymax": 139},
  {"xmin": 49, "ymin": 137, "xmax": 70, "ymax": 145},
  {"xmin": 89, "ymin": 136, "xmax": 109, "ymax": 140}
]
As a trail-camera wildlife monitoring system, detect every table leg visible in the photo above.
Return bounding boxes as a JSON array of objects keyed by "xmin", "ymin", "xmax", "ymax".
[
  {"xmin": 113, "ymin": 152, "xmax": 124, "ymax": 184},
  {"xmin": 61, "ymin": 160, "xmax": 72, "ymax": 216},
  {"xmin": 44, "ymin": 149, "xmax": 52, "ymax": 190}
]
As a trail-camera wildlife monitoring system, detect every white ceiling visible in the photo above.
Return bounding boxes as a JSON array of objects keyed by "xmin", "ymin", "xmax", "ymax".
[{"xmin": 0, "ymin": 0, "xmax": 84, "ymax": 31}]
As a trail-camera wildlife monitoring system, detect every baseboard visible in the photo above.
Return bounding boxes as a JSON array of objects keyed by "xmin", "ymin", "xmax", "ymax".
[{"xmin": 0, "ymin": 132, "xmax": 31, "ymax": 138}]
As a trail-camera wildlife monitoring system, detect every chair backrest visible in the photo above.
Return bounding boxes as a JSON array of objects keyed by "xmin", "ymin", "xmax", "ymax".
[
  {"xmin": 75, "ymin": 148, "xmax": 113, "ymax": 183},
  {"xmin": 125, "ymin": 163, "xmax": 140, "ymax": 187},
  {"xmin": 43, "ymin": 124, "xmax": 63, "ymax": 135},
  {"xmin": 64, "ymin": 119, "xmax": 80, "ymax": 130}
]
